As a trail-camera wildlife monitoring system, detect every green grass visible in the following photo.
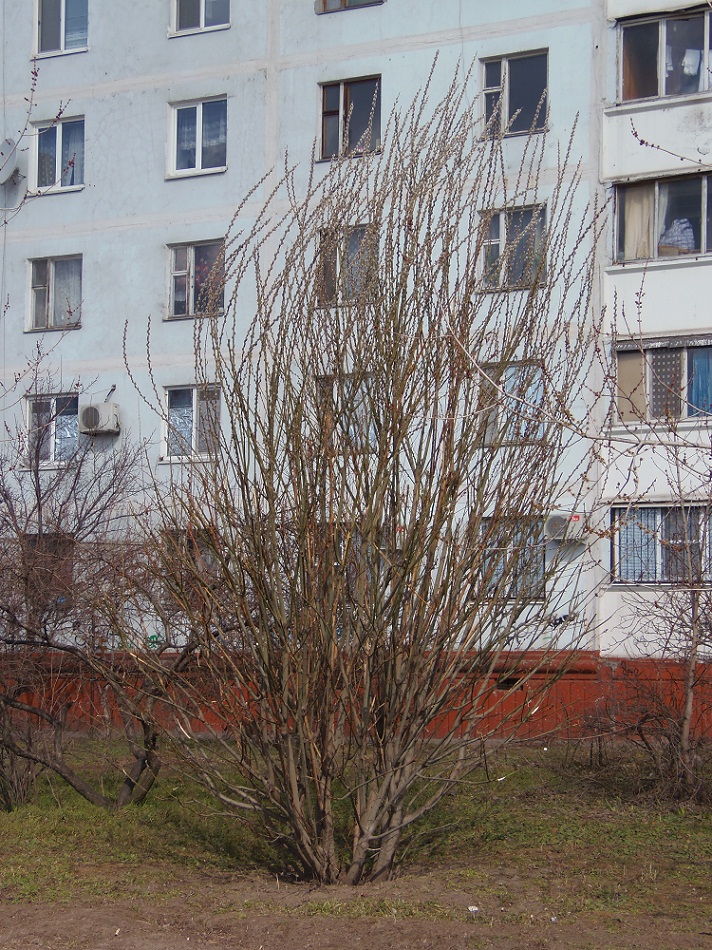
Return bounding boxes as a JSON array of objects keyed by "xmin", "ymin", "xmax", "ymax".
[
  {"xmin": 0, "ymin": 754, "xmax": 278, "ymax": 902},
  {"xmin": 398, "ymin": 744, "xmax": 712, "ymax": 924},
  {"xmin": 1, "ymin": 740, "xmax": 711, "ymax": 933}
]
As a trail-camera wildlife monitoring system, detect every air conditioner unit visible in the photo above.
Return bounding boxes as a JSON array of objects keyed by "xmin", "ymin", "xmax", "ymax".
[
  {"xmin": 78, "ymin": 402, "xmax": 120, "ymax": 435},
  {"xmin": 544, "ymin": 511, "xmax": 587, "ymax": 542}
]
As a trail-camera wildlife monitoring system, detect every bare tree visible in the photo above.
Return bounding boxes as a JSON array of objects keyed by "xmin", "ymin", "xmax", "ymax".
[
  {"xmin": 0, "ymin": 360, "xmax": 175, "ymax": 808},
  {"xmin": 604, "ymin": 331, "xmax": 712, "ymax": 798},
  {"xmin": 132, "ymin": 68, "xmax": 604, "ymax": 881}
]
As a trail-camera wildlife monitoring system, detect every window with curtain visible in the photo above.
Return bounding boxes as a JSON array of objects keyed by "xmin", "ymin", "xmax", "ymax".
[
  {"xmin": 28, "ymin": 395, "xmax": 79, "ymax": 463},
  {"xmin": 616, "ymin": 174, "xmax": 712, "ymax": 262},
  {"xmin": 613, "ymin": 506, "xmax": 712, "ymax": 583},
  {"xmin": 170, "ymin": 241, "xmax": 224, "ymax": 317},
  {"xmin": 31, "ymin": 256, "xmax": 82, "ymax": 330},
  {"xmin": 480, "ymin": 362, "xmax": 547, "ymax": 445},
  {"xmin": 172, "ymin": 98, "xmax": 227, "ymax": 174},
  {"xmin": 175, "ymin": 0, "xmax": 229, "ymax": 31},
  {"xmin": 482, "ymin": 205, "xmax": 547, "ymax": 289},
  {"xmin": 616, "ymin": 342, "xmax": 712, "ymax": 422},
  {"xmin": 621, "ymin": 12, "xmax": 711, "ymax": 102},
  {"xmin": 38, "ymin": 0, "xmax": 88, "ymax": 53},
  {"xmin": 318, "ymin": 225, "xmax": 377, "ymax": 305},
  {"xmin": 166, "ymin": 386, "xmax": 220, "ymax": 457},
  {"xmin": 36, "ymin": 118, "xmax": 85, "ymax": 190}
]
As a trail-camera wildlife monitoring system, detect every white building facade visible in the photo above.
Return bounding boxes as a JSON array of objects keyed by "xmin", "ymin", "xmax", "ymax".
[{"xmin": 6, "ymin": 0, "xmax": 708, "ymax": 658}]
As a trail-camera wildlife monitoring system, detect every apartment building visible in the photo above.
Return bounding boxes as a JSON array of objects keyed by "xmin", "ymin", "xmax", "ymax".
[
  {"xmin": 10, "ymin": 1, "xmax": 708, "ymax": 660},
  {"xmin": 599, "ymin": 1, "xmax": 712, "ymax": 655}
]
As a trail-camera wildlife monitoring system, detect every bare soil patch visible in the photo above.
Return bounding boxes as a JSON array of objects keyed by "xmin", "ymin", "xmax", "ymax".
[{"xmin": 2, "ymin": 861, "xmax": 711, "ymax": 950}]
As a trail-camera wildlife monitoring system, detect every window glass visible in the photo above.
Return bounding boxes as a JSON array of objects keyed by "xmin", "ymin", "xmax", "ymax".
[
  {"xmin": 60, "ymin": 119, "xmax": 85, "ymax": 187},
  {"xmin": 687, "ymin": 347, "xmax": 712, "ymax": 415},
  {"xmin": 168, "ymin": 389, "xmax": 194, "ymax": 457},
  {"xmin": 39, "ymin": 0, "xmax": 62, "ymax": 52},
  {"xmin": 662, "ymin": 508, "xmax": 702, "ymax": 582},
  {"xmin": 37, "ymin": 127, "xmax": 57, "ymax": 188},
  {"xmin": 622, "ymin": 21, "xmax": 659, "ymax": 100},
  {"xmin": 176, "ymin": 107, "xmax": 197, "ymax": 170},
  {"xmin": 658, "ymin": 178, "xmax": 701, "ymax": 255},
  {"xmin": 178, "ymin": 0, "xmax": 201, "ymax": 30},
  {"xmin": 321, "ymin": 79, "xmax": 380, "ymax": 159},
  {"xmin": 205, "ymin": 0, "xmax": 229, "ymax": 26},
  {"xmin": 508, "ymin": 54, "xmax": 547, "ymax": 133},
  {"xmin": 196, "ymin": 388, "xmax": 219, "ymax": 454},
  {"xmin": 52, "ymin": 258, "xmax": 82, "ymax": 326},
  {"xmin": 345, "ymin": 78, "xmax": 380, "ymax": 154},
  {"xmin": 616, "ymin": 351, "xmax": 646, "ymax": 422},
  {"xmin": 506, "ymin": 207, "xmax": 545, "ymax": 285},
  {"xmin": 201, "ymin": 99, "xmax": 227, "ymax": 168},
  {"xmin": 650, "ymin": 349, "xmax": 682, "ymax": 419},
  {"xmin": 617, "ymin": 183, "xmax": 653, "ymax": 261},
  {"xmin": 616, "ymin": 508, "xmax": 658, "ymax": 582},
  {"xmin": 194, "ymin": 242, "xmax": 224, "ymax": 312},
  {"xmin": 55, "ymin": 396, "xmax": 79, "ymax": 461},
  {"xmin": 665, "ymin": 15, "xmax": 704, "ymax": 97},
  {"xmin": 64, "ymin": 0, "xmax": 88, "ymax": 49}
]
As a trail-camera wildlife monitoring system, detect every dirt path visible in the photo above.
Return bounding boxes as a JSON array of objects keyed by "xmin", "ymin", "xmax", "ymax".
[{"xmin": 2, "ymin": 867, "xmax": 711, "ymax": 950}]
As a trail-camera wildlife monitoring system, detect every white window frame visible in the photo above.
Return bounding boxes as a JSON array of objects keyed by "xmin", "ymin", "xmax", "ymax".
[
  {"xmin": 37, "ymin": 0, "xmax": 88, "ymax": 55},
  {"xmin": 169, "ymin": 241, "xmax": 224, "ymax": 318},
  {"xmin": 29, "ymin": 255, "xmax": 82, "ymax": 331},
  {"xmin": 164, "ymin": 385, "xmax": 220, "ymax": 459},
  {"xmin": 170, "ymin": 0, "xmax": 230, "ymax": 35},
  {"xmin": 482, "ymin": 51, "xmax": 548, "ymax": 137},
  {"xmin": 616, "ymin": 340, "xmax": 712, "ymax": 423},
  {"xmin": 27, "ymin": 394, "xmax": 79, "ymax": 464},
  {"xmin": 619, "ymin": 11, "xmax": 712, "ymax": 103},
  {"xmin": 481, "ymin": 205, "xmax": 547, "ymax": 290},
  {"xmin": 320, "ymin": 77, "xmax": 381, "ymax": 160},
  {"xmin": 34, "ymin": 117, "xmax": 85, "ymax": 192},
  {"xmin": 612, "ymin": 506, "xmax": 712, "ymax": 584},
  {"xmin": 169, "ymin": 97, "xmax": 227, "ymax": 177}
]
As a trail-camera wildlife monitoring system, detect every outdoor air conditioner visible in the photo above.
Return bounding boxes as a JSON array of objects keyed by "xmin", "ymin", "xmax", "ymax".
[
  {"xmin": 544, "ymin": 511, "xmax": 587, "ymax": 542},
  {"xmin": 78, "ymin": 402, "xmax": 120, "ymax": 435}
]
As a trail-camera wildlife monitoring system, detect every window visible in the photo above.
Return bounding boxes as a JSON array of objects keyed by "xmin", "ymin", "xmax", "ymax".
[
  {"xmin": 22, "ymin": 533, "xmax": 75, "ymax": 615},
  {"xmin": 319, "ymin": 226, "xmax": 376, "ymax": 305},
  {"xmin": 317, "ymin": 0, "xmax": 383, "ymax": 10},
  {"xmin": 317, "ymin": 373, "xmax": 378, "ymax": 453},
  {"xmin": 173, "ymin": 0, "xmax": 229, "ymax": 31},
  {"xmin": 321, "ymin": 77, "xmax": 381, "ymax": 159},
  {"xmin": 172, "ymin": 98, "xmax": 227, "ymax": 174},
  {"xmin": 166, "ymin": 386, "xmax": 220, "ymax": 457},
  {"xmin": 616, "ymin": 175, "xmax": 712, "ymax": 262},
  {"xmin": 170, "ymin": 242, "xmax": 224, "ymax": 317},
  {"xmin": 38, "ymin": 0, "xmax": 88, "ymax": 54},
  {"xmin": 30, "ymin": 256, "xmax": 82, "ymax": 330},
  {"xmin": 483, "ymin": 52, "xmax": 547, "ymax": 136},
  {"xmin": 482, "ymin": 206, "xmax": 546, "ymax": 289},
  {"xmin": 28, "ymin": 394, "xmax": 79, "ymax": 463},
  {"xmin": 616, "ymin": 341, "xmax": 712, "ymax": 422},
  {"xmin": 481, "ymin": 517, "xmax": 546, "ymax": 599},
  {"xmin": 621, "ymin": 12, "xmax": 711, "ymax": 102},
  {"xmin": 613, "ymin": 506, "xmax": 712, "ymax": 583},
  {"xmin": 36, "ymin": 118, "xmax": 85, "ymax": 189},
  {"xmin": 480, "ymin": 362, "xmax": 546, "ymax": 445}
]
